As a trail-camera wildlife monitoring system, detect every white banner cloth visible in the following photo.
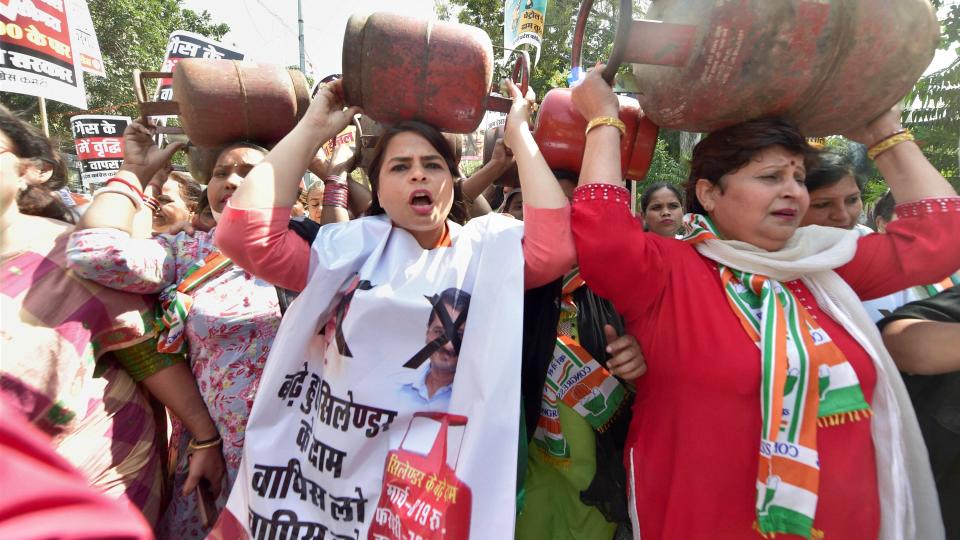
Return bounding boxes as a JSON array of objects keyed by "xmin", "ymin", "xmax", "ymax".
[{"xmin": 225, "ymin": 213, "xmax": 525, "ymax": 539}]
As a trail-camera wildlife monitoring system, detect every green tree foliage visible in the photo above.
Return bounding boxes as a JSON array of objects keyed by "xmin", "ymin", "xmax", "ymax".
[
  {"xmin": 902, "ymin": 0, "xmax": 959, "ymax": 190},
  {"xmin": 450, "ymin": 0, "xmax": 646, "ymax": 97},
  {"xmin": 1, "ymin": 0, "xmax": 229, "ymax": 151}
]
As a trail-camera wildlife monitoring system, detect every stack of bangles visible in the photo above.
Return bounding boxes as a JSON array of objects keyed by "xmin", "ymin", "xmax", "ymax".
[
  {"xmin": 187, "ymin": 434, "xmax": 222, "ymax": 451},
  {"xmin": 867, "ymin": 128, "xmax": 914, "ymax": 160},
  {"xmin": 92, "ymin": 177, "xmax": 161, "ymax": 213},
  {"xmin": 323, "ymin": 175, "xmax": 349, "ymax": 209}
]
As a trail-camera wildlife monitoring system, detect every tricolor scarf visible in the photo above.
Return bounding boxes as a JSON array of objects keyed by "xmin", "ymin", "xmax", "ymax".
[
  {"xmin": 533, "ymin": 268, "xmax": 628, "ymax": 463},
  {"xmin": 923, "ymin": 271, "xmax": 960, "ymax": 297},
  {"xmin": 683, "ymin": 215, "xmax": 871, "ymax": 539},
  {"xmin": 156, "ymin": 251, "xmax": 233, "ymax": 354}
]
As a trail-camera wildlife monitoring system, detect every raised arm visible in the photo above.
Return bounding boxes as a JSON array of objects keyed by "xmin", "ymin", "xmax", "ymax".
[
  {"xmin": 216, "ymin": 81, "xmax": 360, "ymax": 290},
  {"xmin": 500, "ymin": 80, "xmax": 577, "ymax": 286},
  {"xmin": 460, "ymin": 138, "xmax": 514, "ymax": 201},
  {"xmin": 571, "ymin": 67, "xmax": 623, "ymax": 188},
  {"xmin": 306, "ymin": 133, "xmax": 365, "ymax": 225},
  {"xmin": 842, "ymin": 106, "xmax": 957, "ymax": 203},
  {"xmin": 835, "ymin": 107, "xmax": 960, "ymax": 298},
  {"xmin": 568, "ymin": 67, "xmax": 671, "ymax": 320},
  {"xmin": 503, "ymin": 81, "xmax": 569, "ymax": 210},
  {"xmin": 75, "ymin": 122, "xmax": 183, "ymax": 234},
  {"xmin": 66, "ymin": 121, "xmax": 186, "ymax": 292},
  {"xmin": 228, "ymin": 80, "xmax": 361, "ymax": 211}
]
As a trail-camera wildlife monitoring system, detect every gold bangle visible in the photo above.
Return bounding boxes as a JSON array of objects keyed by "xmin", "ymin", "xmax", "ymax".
[
  {"xmin": 188, "ymin": 435, "xmax": 222, "ymax": 451},
  {"xmin": 585, "ymin": 116, "xmax": 626, "ymax": 138},
  {"xmin": 867, "ymin": 129, "xmax": 914, "ymax": 160}
]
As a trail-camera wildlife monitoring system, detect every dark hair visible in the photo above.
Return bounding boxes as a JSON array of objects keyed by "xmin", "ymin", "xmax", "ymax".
[
  {"xmin": 166, "ymin": 171, "xmax": 202, "ymax": 212},
  {"xmin": 427, "ymin": 287, "xmax": 472, "ymax": 326},
  {"xmin": 364, "ymin": 121, "xmax": 469, "ymax": 225},
  {"xmin": 196, "ymin": 187, "xmax": 211, "ymax": 216},
  {"xmin": 684, "ymin": 118, "xmax": 820, "ymax": 215},
  {"xmin": 554, "ymin": 170, "xmax": 577, "ymax": 183},
  {"xmin": 804, "ymin": 151, "xmax": 864, "ymax": 194},
  {"xmin": 640, "ymin": 182, "xmax": 684, "ymax": 213},
  {"xmin": 0, "ymin": 105, "xmax": 74, "ymax": 223},
  {"xmin": 872, "ymin": 190, "xmax": 896, "ymax": 230},
  {"xmin": 501, "ymin": 189, "xmax": 522, "ymax": 213},
  {"xmin": 217, "ymin": 141, "xmax": 268, "ymax": 161}
]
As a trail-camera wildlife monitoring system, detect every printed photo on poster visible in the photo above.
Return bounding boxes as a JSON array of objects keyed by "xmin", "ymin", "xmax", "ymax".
[{"xmin": 400, "ymin": 289, "xmax": 472, "ymax": 412}]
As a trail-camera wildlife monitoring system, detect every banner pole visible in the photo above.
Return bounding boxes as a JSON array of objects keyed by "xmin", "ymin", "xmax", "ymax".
[{"xmin": 38, "ymin": 97, "xmax": 50, "ymax": 137}]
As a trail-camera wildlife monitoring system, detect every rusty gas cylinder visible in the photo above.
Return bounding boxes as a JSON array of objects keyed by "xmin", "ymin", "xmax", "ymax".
[
  {"xmin": 534, "ymin": 89, "xmax": 658, "ymax": 181},
  {"xmin": 343, "ymin": 12, "xmax": 522, "ymax": 134},
  {"xmin": 582, "ymin": 0, "xmax": 938, "ymax": 136},
  {"xmin": 135, "ymin": 59, "xmax": 311, "ymax": 148}
]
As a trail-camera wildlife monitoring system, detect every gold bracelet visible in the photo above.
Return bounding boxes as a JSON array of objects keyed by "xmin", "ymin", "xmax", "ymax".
[
  {"xmin": 188, "ymin": 435, "xmax": 223, "ymax": 451},
  {"xmin": 867, "ymin": 129, "xmax": 914, "ymax": 160},
  {"xmin": 585, "ymin": 116, "xmax": 626, "ymax": 138}
]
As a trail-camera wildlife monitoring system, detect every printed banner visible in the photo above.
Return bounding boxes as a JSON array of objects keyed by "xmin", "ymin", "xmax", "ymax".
[
  {"xmin": 65, "ymin": 0, "xmax": 103, "ymax": 76},
  {"xmin": 321, "ymin": 125, "xmax": 357, "ymax": 159},
  {"xmin": 0, "ymin": 0, "xmax": 87, "ymax": 108},
  {"xmin": 221, "ymin": 214, "xmax": 525, "ymax": 539},
  {"xmin": 156, "ymin": 30, "xmax": 243, "ymax": 102},
  {"xmin": 71, "ymin": 114, "xmax": 130, "ymax": 191},
  {"xmin": 503, "ymin": 0, "xmax": 547, "ymax": 65}
]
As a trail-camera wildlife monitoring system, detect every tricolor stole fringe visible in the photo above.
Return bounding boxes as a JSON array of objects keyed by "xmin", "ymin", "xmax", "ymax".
[
  {"xmin": 682, "ymin": 215, "xmax": 871, "ymax": 539},
  {"xmin": 532, "ymin": 268, "xmax": 628, "ymax": 463},
  {"xmin": 157, "ymin": 251, "xmax": 233, "ymax": 354},
  {"xmin": 923, "ymin": 271, "xmax": 959, "ymax": 297}
]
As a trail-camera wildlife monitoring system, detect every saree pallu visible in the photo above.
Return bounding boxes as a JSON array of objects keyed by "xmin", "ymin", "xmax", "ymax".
[{"xmin": 0, "ymin": 231, "xmax": 165, "ymax": 526}]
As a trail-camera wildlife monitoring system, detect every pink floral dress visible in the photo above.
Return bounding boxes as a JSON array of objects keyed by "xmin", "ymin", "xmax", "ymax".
[{"xmin": 66, "ymin": 227, "xmax": 282, "ymax": 539}]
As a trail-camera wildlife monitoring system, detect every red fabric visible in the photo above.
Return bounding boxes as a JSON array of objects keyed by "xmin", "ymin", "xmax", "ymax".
[
  {"xmin": 215, "ymin": 203, "xmax": 576, "ymax": 291},
  {"xmin": 571, "ymin": 186, "xmax": 960, "ymax": 540},
  {"xmin": 0, "ymin": 399, "xmax": 153, "ymax": 540}
]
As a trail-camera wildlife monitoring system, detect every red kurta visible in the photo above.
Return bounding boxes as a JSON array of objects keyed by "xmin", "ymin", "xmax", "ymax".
[{"xmin": 571, "ymin": 186, "xmax": 960, "ymax": 540}]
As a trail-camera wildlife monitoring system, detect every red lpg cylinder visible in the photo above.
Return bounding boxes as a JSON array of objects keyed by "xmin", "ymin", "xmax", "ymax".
[
  {"xmin": 343, "ymin": 13, "xmax": 491, "ymax": 134},
  {"xmin": 588, "ymin": 0, "xmax": 939, "ymax": 136},
  {"xmin": 134, "ymin": 59, "xmax": 311, "ymax": 148},
  {"xmin": 534, "ymin": 90, "xmax": 658, "ymax": 181},
  {"xmin": 342, "ymin": 13, "xmax": 525, "ymax": 134}
]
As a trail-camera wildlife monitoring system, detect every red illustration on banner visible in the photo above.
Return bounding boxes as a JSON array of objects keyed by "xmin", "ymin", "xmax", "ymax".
[{"xmin": 368, "ymin": 412, "xmax": 473, "ymax": 540}]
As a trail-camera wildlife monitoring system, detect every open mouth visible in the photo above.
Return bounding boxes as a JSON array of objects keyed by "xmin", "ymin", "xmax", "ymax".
[
  {"xmin": 409, "ymin": 190, "xmax": 434, "ymax": 214},
  {"xmin": 771, "ymin": 208, "xmax": 797, "ymax": 219}
]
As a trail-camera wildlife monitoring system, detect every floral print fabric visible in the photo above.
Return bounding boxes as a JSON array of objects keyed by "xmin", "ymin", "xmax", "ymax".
[{"xmin": 67, "ymin": 227, "xmax": 282, "ymax": 539}]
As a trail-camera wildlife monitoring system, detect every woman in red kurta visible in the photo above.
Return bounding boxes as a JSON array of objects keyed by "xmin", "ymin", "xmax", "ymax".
[{"xmin": 568, "ymin": 69, "xmax": 957, "ymax": 539}]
